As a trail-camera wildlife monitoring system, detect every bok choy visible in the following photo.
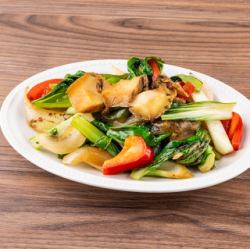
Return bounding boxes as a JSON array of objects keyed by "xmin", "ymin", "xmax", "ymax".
[
  {"xmin": 102, "ymin": 73, "xmax": 129, "ymax": 84},
  {"xmin": 191, "ymin": 86, "xmax": 234, "ymax": 155},
  {"xmin": 32, "ymin": 70, "xmax": 84, "ymax": 108},
  {"xmin": 106, "ymin": 125, "xmax": 171, "ymax": 147},
  {"xmin": 161, "ymin": 101, "xmax": 235, "ymax": 121},
  {"xmin": 71, "ymin": 115, "xmax": 120, "ymax": 156},
  {"xmin": 171, "ymin": 74, "xmax": 203, "ymax": 91},
  {"xmin": 127, "ymin": 56, "xmax": 164, "ymax": 78},
  {"xmin": 131, "ymin": 129, "xmax": 210, "ymax": 180}
]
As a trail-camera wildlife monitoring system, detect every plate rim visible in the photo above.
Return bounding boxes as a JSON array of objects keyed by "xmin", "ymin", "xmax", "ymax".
[{"xmin": 1, "ymin": 59, "xmax": 250, "ymax": 193}]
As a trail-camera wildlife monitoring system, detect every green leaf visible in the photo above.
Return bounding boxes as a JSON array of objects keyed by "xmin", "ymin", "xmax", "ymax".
[
  {"xmin": 71, "ymin": 116, "xmax": 120, "ymax": 156},
  {"xmin": 102, "ymin": 73, "xmax": 129, "ymax": 84},
  {"xmin": 91, "ymin": 120, "xmax": 112, "ymax": 133},
  {"xmin": 127, "ymin": 56, "xmax": 165, "ymax": 78},
  {"xmin": 32, "ymin": 70, "xmax": 84, "ymax": 108},
  {"xmin": 145, "ymin": 56, "xmax": 164, "ymax": 72},
  {"xmin": 161, "ymin": 101, "xmax": 235, "ymax": 121},
  {"xmin": 130, "ymin": 129, "xmax": 210, "ymax": 180},
  {"xmin": 31, "ymin": 92, "xmax": 71, "ymax": 108},
  {"xmin": 107, "ymin": 125, "xmax": 170, "ymax": 147},
  {"xmin": 171, "ymin": 74, "xmax": 203, "ymax": 91}
]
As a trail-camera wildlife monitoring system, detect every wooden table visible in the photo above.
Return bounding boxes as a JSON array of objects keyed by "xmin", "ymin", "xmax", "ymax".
[{"xmin": 0, "ymin": 1, "xmax": 249, "ymax": 248}]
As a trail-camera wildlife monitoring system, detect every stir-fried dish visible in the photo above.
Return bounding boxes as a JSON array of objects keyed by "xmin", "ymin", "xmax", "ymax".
[{"xmin": 25, "ymin": 56, "xmax": 244, "ymax": 180}]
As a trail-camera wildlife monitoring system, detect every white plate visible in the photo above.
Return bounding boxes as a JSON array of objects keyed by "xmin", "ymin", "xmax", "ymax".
[{"xmin": 1, "ymin": 60, "xmax": 250, "ymax": 193}]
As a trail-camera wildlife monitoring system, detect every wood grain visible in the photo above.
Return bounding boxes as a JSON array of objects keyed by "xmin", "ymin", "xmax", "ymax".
[{"xmin": 0, "ymin": 1, "xmax": 249, "ymax": 248}]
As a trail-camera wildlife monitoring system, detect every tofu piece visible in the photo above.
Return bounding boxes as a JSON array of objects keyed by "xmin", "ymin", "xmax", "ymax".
[
  {"xmin": 67, "ymin": 73, "xmax": 104, "ymax": 113},
  {"xmin": 101, "ymin": 76, "xmax": 143, "ymax": 108}
]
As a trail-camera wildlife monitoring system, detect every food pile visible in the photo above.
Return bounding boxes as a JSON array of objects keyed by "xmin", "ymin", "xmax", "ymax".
[{"xmin": 25, "ymin": 56, "xmax": 243, "ymax": 180}]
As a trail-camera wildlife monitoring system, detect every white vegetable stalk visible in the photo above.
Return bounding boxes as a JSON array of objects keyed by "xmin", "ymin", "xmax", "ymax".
[
  {"xmin": 192, "ymin": 88, "xmax": 234, "ymax": 155},
  {"xmin": 111, "ymin": 65, "xmax": 125, "ymax": 75},
  {"xmin": 162, "ymin": 101, "xmax": 234, "ymax": 121}
]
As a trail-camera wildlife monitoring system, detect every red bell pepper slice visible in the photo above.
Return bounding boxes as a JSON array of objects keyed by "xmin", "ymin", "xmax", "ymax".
[
  {"xmin": 182, "ymin": 82, "xmax": 195, "ymax": 97},
  {"xmin": 179, "ymin": 81, "xmax": 185, "ymax": 87},
  {"xmin": 228, "ymin": 112, "xmax": 241, "ymax": 140},
  {"xmin": 27, "ymin": 78, "xmax": 63, "ymax": 101},
  {"xmin": 231, "ymin": 117, "xmax": 243, "ymax": 151},
  {"xmin": 226, "ymin": 112, "xmax": 243, "ymax": 150},
  {"xmin": 222, "ymin": 119, "xmax": 231, "ymax": 134},
  {"xmin": 148, "ymin": 59, "xmax": 161, "ymax": 81},
  {"xmin": 102, "ymin": 136, "xmax": 154, "ymax": 175},
  {"xmin": 223, "ymin": 112, "xmax": 243, "ymax": 151},
  {"xmin": 176, "ymin": 81, "xmax": 195, "ymax": 101}
]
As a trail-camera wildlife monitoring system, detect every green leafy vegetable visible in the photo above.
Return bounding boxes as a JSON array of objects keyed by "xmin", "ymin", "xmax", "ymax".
[
  {"xmin": 32, "ymin": 70, "xmax": 84, "ymax": 108},
  {"xmin": 91, "ymin": 120, "xmax": 112, "ymax": 133},
  {"xmin": 127, "ymin": 57, "xmax": 152, "ymax": 77},
  {"xmin": 32, "ymin": 92, "xmax": 71, "ymax": 108},
  {"xmin": 198, "ymin": 146, "xmax": 215, "ymax": 172},
  {"xmin": 147, "ymin": 161, "xmax": 192, "ymax": 179},
  {"xmin": 127, "ymin": 56, "xmax": 164, "ymax": 78},
  {"xmin": 171, "ymin": 74, "xmax": 203, "ymax": 91},
  {"xmin": 191, "ymin": 89, "xmax": 234, "ymax": 155},
  {"xmin": 145, "ymin": 56, "xmax": 164, "ymax": 71},
  {"xmin": 71, "ymin": 115, "xmax": 119, "ymax": 156},
  {"xmin": 177, "ymin": 139, "xmax": 210, "ymax": 165},
  {"xmin": 130, "ymin": 129, "xmax": 210, "ymax": 180},
  {"xmin": 48, "ymin": 113, "xmax": 94, "ymax": 137},
  {"xmin": 161, "ymin": 101, "xmax": 235, "ymax": 121},
  {"xmin": 102, "ymin": 73, "xmax": 129, "ymax": 84},
  {"xmin": 107, "ymin": 125, "xmax": 170, "ymax": 147}
]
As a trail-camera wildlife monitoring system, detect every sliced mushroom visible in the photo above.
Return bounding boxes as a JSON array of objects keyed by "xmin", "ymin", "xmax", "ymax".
[
  {"xmin": 151, "ymin": 74, "xmax": 175, "ymax": 89},
  {"xmin": 151, "ymin": 120, "xmax": 200, "ymax": 140},
  {"xmin": 154, "ymin": 75, "xmax": 189, "ymax": 98},
  {"xmin": 67, "ymin": 73, "xmax": 106, "ymax": 113},
  {"xmin": 63, "ymin": 146, "xmax": 112, "ymax": 170},
  {"xmin": 37, "ymin": 126, "xmax": 85, "ymax": 154},
  {"xmin": 101, "ymin": 76, "xmax": 144, "ymax": 108},
  {"xmin": 24, "ymin": 92, "xmax": 70, "ymax": 133},
  {"xmin": 129, "ymin": 86, "xmax": 176, "ymax": 121}
]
